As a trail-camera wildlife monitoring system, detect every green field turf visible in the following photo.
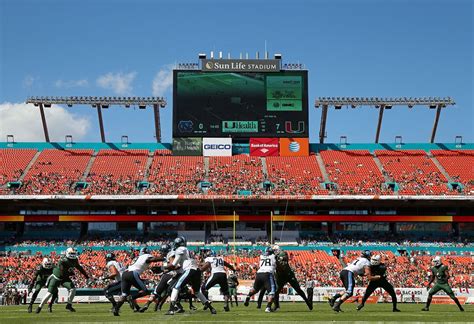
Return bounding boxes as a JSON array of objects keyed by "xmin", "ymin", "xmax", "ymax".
[{"xmin": 1, "ymin": 302, "xmax": 471, "ymax": 323}]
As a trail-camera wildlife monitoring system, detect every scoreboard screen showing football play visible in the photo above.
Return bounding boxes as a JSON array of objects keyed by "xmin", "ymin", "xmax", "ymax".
[{"xmin": 173, "ymin": 70, "xmax": 309, "ymax": 137}]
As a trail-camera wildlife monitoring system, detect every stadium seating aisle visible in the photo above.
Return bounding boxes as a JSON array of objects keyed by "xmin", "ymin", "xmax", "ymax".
[
  {"xmin": 432, "ymin": 150, "xmax": 474, "ymax": 195},
  {"xmin": 207, "ymin": 155, "xmax": 265, "ymax": 195},
  {"xmin": 0, "ymin": 149, "xmax": 37, "ymax": 186},
  {"xmin": 320, "ymin": 150, "xmax": 388, "ymax": 195},
  {"xmin": 82, "ymin": 150, "xmax": 148, "ymax": 195},
  {"xmin": 15, "ymin": 149, "xmax": 93, "ymax": 195},
  {"xmin": 266, "ymin": 156, "xmax": 329, "ymax": 195},
  {"xmin": 145, "ymin": 155, "xmax": 205, "ymax": 194},
  {"xmin": 375, "ymin": 150, "xmax": 449, "ymax": 195}
]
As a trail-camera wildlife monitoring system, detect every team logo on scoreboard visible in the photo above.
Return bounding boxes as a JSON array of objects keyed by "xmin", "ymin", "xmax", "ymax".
[
  {"xmin": 178, "ymin": 120, "xmax": 194, "ymax": 133},
  {"xmin": 285, "ymin": 121, "xmax": 305, "ymax": 134}
]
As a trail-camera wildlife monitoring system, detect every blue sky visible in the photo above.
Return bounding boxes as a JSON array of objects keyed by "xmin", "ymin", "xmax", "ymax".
[{"xmin": 1, "ymin": 0, "xmax": 472, "ymax": 143}]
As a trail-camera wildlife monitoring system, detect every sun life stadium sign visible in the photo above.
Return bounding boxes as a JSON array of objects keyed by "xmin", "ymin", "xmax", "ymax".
[{"xmin": 201, "ymin": 59, "xmax": 281, "ymax": 72}]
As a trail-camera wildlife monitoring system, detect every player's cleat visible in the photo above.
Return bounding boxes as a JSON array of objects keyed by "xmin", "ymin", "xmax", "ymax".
[
  {"xmin": 272, "ymin": 306, "xmax": 280, "ymax": 312},
  {"xmin": 328, "ymin": 296, "xmax": 335, "ymax": 307},
  {"xmin": 356, "ymin": 303, "xmax": 365, "ymax": 311},
  {"xmin": 65, "ymin": 303, "xmax": 76, "ymax": 312},
  {"xmin": 112, "ymin": 306, "xmax": 120, "ymax": 316},
  {"xmin": 306, "ymin": 300, "xmax": 313, "ymax": 311},
  {"xmin": 256, "ymin": 305, "xmax": 261, "ymax": 309},
  {"xmin": 175, "ymin": 308, "xmax": 185, "ymax": 314},
  {"xmin": 35, "ymin": 307, "xmax": 42, "ymax": 314},
  {"xmin": 332, "ymin": 305, "xmax": 343, "ymax": 312},
  {"xmin": 265, "ymin": 307, "xmax": 273, "ymax": 313},
  {"xmin": 210, "ymin": 307, "xmax": 217, "ymax": 315},
  {"xmin": 224, "ymin": 305, "xmax": 230, "ymax": 312},
  {"xmin": 189, "ymin": 305, "xmax": 197, "ymax": 311},
  {"xmin": 459, "ymin": 307, "xmax": 465, "ymax": 312},
  {"xmin": 203, "ymin": 304, "xmax": 209, "ymax": 310},
  {"xmin": 154, "ymin": 302, "xmax": 161, "ymax": 312},
  {"xmin": 138, "ymin": 306, "xmax": 148, "ymax": 313},
  {"xmin": 27, "ymin": 304, "xmax": 33, "ymax": 313},
  {"xmin": 393, "ymin": 308, "xmax": 401, "ymax": 312},
  {"xmin": 244, "ymin": 296, "xmax": 250, "ymax": 307},
  {"xmin": 165, "ymin": 310, "xmax": 175, "ymax": 315},
  {"xmin": 421, "ymin": 307, "xmax": 429, "ymax": 311},
  {"xmin": 48, "ymin": 303, "xmax": 53, "ymax": 313}
]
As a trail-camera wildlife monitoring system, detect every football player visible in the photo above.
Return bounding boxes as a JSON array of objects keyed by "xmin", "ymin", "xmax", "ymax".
[
  {"xmin": 200, "ymin": 251, "xmax": 235, "ymax": 312},
  {"xmin": 257, "ymin": 245, "xmax": 312, "ymax": 311},
  {"xmin": 36, "ymin": 248, "xmax": 89, "ymax": 313},
  {"xmin": 244, "ymin": 247, "xmax": 277, "ymax": 313},
  {"xmin": 356, "ymin": 254, "xmax": 400, "ymax": 312},
  {"xmin": 112, "ymin": 247, "xmax": 163, "ymax": 316},
  {"xmin": 329, "ymin": 250, "xmax": 371, "ymax": 312},
  {"xmin": 103, "ymin": 253, "xmax": 126, "ymax": 310},
  {"xmin": 228, "ymin": 270, "xmax": 239, "ymax": 307},
  {"xmin": 164, "ymin": 236, "xmax": 217, "ymax": 315},
  {"xmin": 422, "ymin": 256, "xmax": 464, "ymax": 312},
  {"xmin": 27, "ymin": 258, "xmax": 53, "ymax": 313}
]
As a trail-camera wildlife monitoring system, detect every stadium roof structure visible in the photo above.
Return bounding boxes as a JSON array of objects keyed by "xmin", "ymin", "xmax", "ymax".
[
  {"xmin": 315, "ymin": 97, "xmax": 455, "ymax": 144},
  {"xmin": 25, "ymin": 96, "xmax": 167, "ymax": 143}
]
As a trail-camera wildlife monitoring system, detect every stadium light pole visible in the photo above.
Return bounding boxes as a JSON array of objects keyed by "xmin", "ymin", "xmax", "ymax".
[
  {"xmin": 26, "ymin": 96, "xmax": 167, "ymax": 143},
  {"xmin": 315, "ymin": 97, "xmax": 455, "ymax": 143}
]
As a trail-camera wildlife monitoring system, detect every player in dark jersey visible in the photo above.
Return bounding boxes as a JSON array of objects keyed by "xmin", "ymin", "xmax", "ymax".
[
  {"xmin": 36, "ymin": 248, "xmax": 89, "ymax": 313},
  {"xmin": 228, "ymin": 270, "xmax": 239, "ymax": 307},
  {"xmin": 27, "ymin": 258, "xmax": 53, "ymax": 313},
  {"xmin": 356, "ymin": 255, "xmax": 400, "ymax": 312},
  {"xmin": 422, "ymin": 256, "xmax": 464, "ymax": 312},
  {"xmin": 257, "ymin": 246, "xmax": 312, "ymax": 311}
]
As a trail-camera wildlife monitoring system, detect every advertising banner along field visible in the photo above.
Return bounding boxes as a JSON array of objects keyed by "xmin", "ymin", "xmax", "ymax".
[
  {"xmin": 202, "ymin": 137, "xmax": 232, "ymax": 156},
  {"xmin": 279, "ymin": 137, "xmax": 309, "ymax": 156}
]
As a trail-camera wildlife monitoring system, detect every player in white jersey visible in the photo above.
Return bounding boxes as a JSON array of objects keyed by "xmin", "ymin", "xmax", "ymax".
[
  {"xmin": 112, "ymin": 247, "xmax": 163, "ymax": 316},
  {"xmin": 329, "ymin": 250, "xmax": 372, "ymax": 312},
  {"xmin": 200, "ymin": 251, "xmax": 235, "ymax": 312},
  {"xmin": 139, "ymin": 244, "xmax": 177, "ymax": 312},
  {"xmin": 244, "ymin": 247, "xmax": 277, "ymax": 313},
  {"xmin": 164, "ymin": 236, "xmax": 217, "ymax": 315},
  {"xmin": 103, "ymin": 253, "xmax": 126, "ymax": 309}
]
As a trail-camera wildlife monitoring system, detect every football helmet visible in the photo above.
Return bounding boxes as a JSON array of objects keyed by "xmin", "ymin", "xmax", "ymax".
[
  {"xmin": 173, "ymin": 236, "xmax": 187, "ymax": 248},
  {"xmin": 65, "ymin": 247, "xmax": 78, "ymax": 259},
  {"xmin": 432, "ymin": 256, "xmax": 442, "ymax": 267},
  {"xmin": 105, "ymin": 253, "xmax": 116, "ymax": 262},
  {"xmin": 139, "ymin": 247, "xmax": 149, "ymax": 255},
  {"xmin": 370, "ymin": 254, "xmax": 381, "ymax": 266},
  {"xmin": 42, "ymin": 258, "xmax": 53, "ymax": 269},
  {"xmin": 361, "ymin": 250, "xmax": 372, "ymax": 259}
]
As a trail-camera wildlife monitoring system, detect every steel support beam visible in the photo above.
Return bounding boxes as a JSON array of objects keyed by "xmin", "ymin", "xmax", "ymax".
[
  {"xmin": 319, "ymin": 104, "xmax": 328, "ymax": 144},
  {"xmin": 153, "ymin": 104, "xmax": 161, "ymax": 143},
  {"xmin": 38, "ymin": 103, "xmax": 50, "ymax": 143},
  {"xmin": 96, "ymin": 106, "xmax": 106, "ymax": 143},
  {"xmin": 375, "ymin": 105, "xmax": 385, "ymax": 143},
  {"xmin": 430, "ymin": 104, "xmax": 442, "ymax": 143}
]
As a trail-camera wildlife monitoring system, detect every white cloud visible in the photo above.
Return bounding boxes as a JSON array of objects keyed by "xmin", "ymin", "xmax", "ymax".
[
  {"xmin": 152, "ymin": 65, "xmax": 173, "ymax": 96},
  {"xmin": 0, "ymin": 102, "xmax": 91, "ymax": 142},
  {"xmin": 55, "ymin": 79, "xmax": 89, "ymax": 88},
  {"xmin": 23, "ymin": 75, "xmax": 37, "ymax": 88},
  {"xmin": 96, "ymin": 72, "xmax": 137, "ymax": 95}
]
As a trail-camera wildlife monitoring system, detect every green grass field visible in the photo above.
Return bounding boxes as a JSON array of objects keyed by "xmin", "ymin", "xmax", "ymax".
[{"xmin": 1, "ymin": 302, "xmax": 471, "ymax": 323}]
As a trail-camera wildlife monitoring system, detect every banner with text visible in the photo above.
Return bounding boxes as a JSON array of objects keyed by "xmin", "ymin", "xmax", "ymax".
[
  {"xmin": 203, "ymin": 137, "xmax": 232, "ymax": 156},
  {"xmin": 250, "ymin": 138, "xmax": 279, "ymax": 156}
]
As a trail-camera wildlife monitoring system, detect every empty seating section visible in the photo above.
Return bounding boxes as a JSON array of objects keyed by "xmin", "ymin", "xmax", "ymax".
[
  {"xmin": 146, "ymin": 155, "xmax": 205, "ymax": 194},
  {"xmin": 207, "ymin": 155, "xmax": 264, "ymax": 195},
  {"xmin": 16, "ymin": 149, "xmax": 93, "ymax": 194},
  {"xmin": 432, "ymin": 150, "xmax": 474, "ymax": 195},
  {"xmin": 0, "ymin": 149, "xmax": 37, "ymax": 185},
  {"xmin": 376, "ymin": 150, "xmax": 449, "ymax": 195},
  {"xmin": 83, "ymin": 150, "xmax": 148, "ymax": 194},
  {"xmin": 266, "ymin": 156, "xmax": 328, "ymax": 195},
  {"xmin": 320, "ymin": 150, "xmax": 387, "ymax": 195}
]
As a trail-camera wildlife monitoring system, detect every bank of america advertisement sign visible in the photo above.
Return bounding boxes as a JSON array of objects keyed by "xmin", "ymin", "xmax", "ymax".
[
  {"xmin": 203, "ymin": 138, "xmax": 232, "ymax": 156},
  {"xmin": 250, "ymin": 138, "xmax": 279, "ymax": 156}
]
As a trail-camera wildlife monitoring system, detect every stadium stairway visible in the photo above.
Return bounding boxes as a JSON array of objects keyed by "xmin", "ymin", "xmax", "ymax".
[
  {"xmin": 17, "ymin": 150, "xmax": 41, "ymax": 182},
  {"xmin": 79, "ymin": 150, "xmax": 98, "ymax": 182},
  {"xmin": 204, "ymin": 157, "xmax": 210, "ymax": 179},
  {"xmin": 427, "ymin": 151, "xmax": 454, "ymax": 182},
  {"xmin": 142, "ymin": 151, "xmax": 155, "ymax": 181},
  {"xmin": 372, "ymin": 153, "xmax": 393, "ymax": 182},
  {"xmin": 315, "ymin": 152, "xmax": 330, "ymax": 183},
  {"xmin": 260, "ymin": 157, "xmax": 269, "ymax": 178}
]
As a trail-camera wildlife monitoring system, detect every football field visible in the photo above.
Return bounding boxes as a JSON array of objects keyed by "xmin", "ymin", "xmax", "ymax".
[{"xmin": 1, "ymin": 302, "xmax": 471, "ymax": 323}]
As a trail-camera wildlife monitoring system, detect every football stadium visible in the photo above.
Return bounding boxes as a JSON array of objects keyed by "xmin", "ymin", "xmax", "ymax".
[{"xmin": 0, "ymin": 1, "xmax": 472, "ymax": 323}]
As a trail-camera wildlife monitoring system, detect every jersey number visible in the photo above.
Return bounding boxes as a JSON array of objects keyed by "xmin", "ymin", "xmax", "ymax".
[
  {"xmin": 260, "ymin": 259, "xmax": 271, "ymax": 267},
  {"xmin": 214, "ymin": 258, "xmax": 224, "ymax": 267}
]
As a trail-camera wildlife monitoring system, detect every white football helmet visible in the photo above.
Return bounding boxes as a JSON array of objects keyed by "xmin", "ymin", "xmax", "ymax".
[
  {"xmin": 370, "ymin": 254, "xmax": 381, "ymax": 266},
  {"xmin": 65, "ymin": 247, "xmax": 78, "ymax": 259},
  {"xmin": 42, "ymin": 258, "xmax": 53, "ymax": 269},
  {"xmin": 272, "ymin": 245, "xmax": 281, "ymax": 254},
  {"xmin": 432, "ymin": 256, "xmax": 442, "ymax": 267}
]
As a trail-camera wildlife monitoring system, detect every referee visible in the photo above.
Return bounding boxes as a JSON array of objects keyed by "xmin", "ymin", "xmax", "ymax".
[{"xmin": 356, "ymin": 255, "xmax": 400, "ymax": 312}]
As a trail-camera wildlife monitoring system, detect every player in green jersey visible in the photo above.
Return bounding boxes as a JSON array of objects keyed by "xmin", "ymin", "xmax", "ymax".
[
  {"xmin": 421, "ymin": 256, "xmax": 464, "ymax": 312},
  {"xmin": 36, "ymin": 247, "xmax": 89, "ymax": 314},
  {"xmin": 27, "ymin": 258, "xmax": 54, "ymax": 313}
]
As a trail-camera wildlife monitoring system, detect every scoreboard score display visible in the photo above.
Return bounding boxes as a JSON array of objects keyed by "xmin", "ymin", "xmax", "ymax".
[{"xmin": 173, "ymin": 70, "xmax": 308, "ymax": 138}]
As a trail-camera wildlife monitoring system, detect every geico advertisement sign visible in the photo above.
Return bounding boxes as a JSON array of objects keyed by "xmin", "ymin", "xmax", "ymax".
[{"xmin": 203, "ymin": 138, "xmax": 232, "ymax": 156}]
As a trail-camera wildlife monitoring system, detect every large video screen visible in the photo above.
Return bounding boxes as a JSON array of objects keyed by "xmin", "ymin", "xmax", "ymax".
[{"xmin": 173, "ymin": 70, "xmax": 308, "ymax": 137}]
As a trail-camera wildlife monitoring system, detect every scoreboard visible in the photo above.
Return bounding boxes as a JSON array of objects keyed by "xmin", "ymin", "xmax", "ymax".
[{"xmin": 173, "ymin": 70, "xmax": 308, "ymax": 138}]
